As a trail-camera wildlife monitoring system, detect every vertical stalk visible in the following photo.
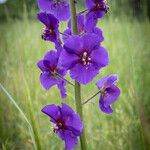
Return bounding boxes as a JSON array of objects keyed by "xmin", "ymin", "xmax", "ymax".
[
  {"xmin": 69, "ymin": 0, "xmax": 87, "ymax": 149},
  {"xmin": 75, "ymin": 82, "xmax": 87, "ymax": 150}
]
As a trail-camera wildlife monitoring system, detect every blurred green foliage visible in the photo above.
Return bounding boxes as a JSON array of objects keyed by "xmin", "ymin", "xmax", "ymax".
[
  {"xmin": 0, "ymin": 0, "xmax": 37, "ymax": 20},
  {"xmin": 0, "ymin": 17, "xmax": 150, "ymax": 149},
  {"xmin": 0, "ymin": 0, "xmax": 149, "ymax": 21},
  {"xmin": 0, "ymin": 0, "xmax": 150, "ymax": 149}
]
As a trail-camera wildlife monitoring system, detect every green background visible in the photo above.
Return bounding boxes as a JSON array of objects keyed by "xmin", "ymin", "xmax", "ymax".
[{"xmin": 0, "ymin": 0, "xmax": 150, "ymax": 149}]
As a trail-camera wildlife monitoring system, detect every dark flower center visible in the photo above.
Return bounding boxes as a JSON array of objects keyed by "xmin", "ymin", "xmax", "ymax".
[
  {"xmin": 50, "ymin": 69, "xmax": 57, "ymax": 77},
  {"xmin": 41, "ymin": 28, "xmax": 56, "ymax": 40},
  {"xmin": 43, "ymin": 60, "xmax": 58, "ymax": 77},
  {"xmin": 101, "ymin": 89, "xmax": 107, "ymax": 95},
  {"xmin": 94, "ymin": 2, "xmax": 109, "ymax": 13},
  {"xmin": 53, "ymin": 122, "xmax": 63, "ymax": 133},
  {"xmin": 81, "ymin": 52, "xmax": 91, "ymax": 66},
  {"xmin": 101, "ymin": 85, "xmax": 108, "ymax": 96},
  {"xmin": 58, "ymin": 122, "xmax": 63, "ymax": 128}
]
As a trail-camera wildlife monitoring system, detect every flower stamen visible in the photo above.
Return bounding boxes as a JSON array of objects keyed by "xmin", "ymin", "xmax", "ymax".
[
  {"xmin": 53, "ymin": 124, "xmax": 59, "ymax": 133},
  {"xmin": 58, "ymin": 122, "xmax": 63, "ymax": 127},
  {"xmin": 88, "ymin": 57, "xmax": 91, "ymax": 61},
  {"xmin": 81, "ymin": 52, "xmax": 91, "ymax": 66},
  {"xmin": 49, "ymin": 29, "xmax": 53, "ymax": 34}
]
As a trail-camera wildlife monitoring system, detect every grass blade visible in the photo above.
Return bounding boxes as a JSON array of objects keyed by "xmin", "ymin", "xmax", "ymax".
[{"xmin": 0, "ymin": 83, "xmax": 37, "ymax": 150}]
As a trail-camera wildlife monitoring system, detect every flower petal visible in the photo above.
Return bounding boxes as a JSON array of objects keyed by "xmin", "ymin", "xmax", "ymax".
[
  {"xmin": 61, "ymin": 103, "xmax": 83, "ymax": 136},
  {"xmin": 37, "ymin": 60, "xmax": 49, "ymax": 72},
  {"xmin": 90, "ymin": 46, "xmax": 109, "ymax": 68},
  {"xmin": 55, "ymin": 39, "xmax": 64, "ymax": 55},
  {"xmin": 96, "ymin": 74, "xmax": 118, "ymax": 89},
  {"xmin": 82, "ymin": 33, "xmax": 101, "ymax": 52},
  {"xmin": 41, "ymin": 104, "xmax": 61, "ymax": 123},
  {"xmin": 40, "ymin": 72, "xmax": 57, "ymax": 90},
  {"xmin": 57, "ymin": 130, "xmax": 78, "ymax": 150},
  {"xmin": 85, "ymin": 0, "xmax": 95, "ymax": 9},
  {"xmin": 64, "ymin": 115, "xmax": 83, "ymax": 136},
  {"xmin": 38, "ymin": 0, "xmax": 53, "ymax": 12},
  {"xmin": 61, "ymin": 102, "xmax": 74, "ymax": 114},
  {"xmin": 44, "ymin": 50, "xmax": 58, "ymax": 66},
  {"xmin": 92, "ymin": 27, "xmax": 104, "ymax": 42},
  {"xmin": 85, "ymin": 11, "xmax": 98, "ymax": 31},
  {"xmin": 51, "ymin": 2, "xmax": 70, "ymax": 21},
  {"xmin": 99, "ymin": 99, "xmax": 114, "ymax": 114},
  {"xmin": 104, "ymin": 85, "xmax": 120, "ymax": 106},
  {"xmin": 99, "ymin": 85, "xmax": 120, "ymax": 114},
  {"xmin": 62, "ymin": 29, "xmax": 72, "ymax": 43},
  {"xmin": 95, "ymin": 10, "xmax": 105, "ymax": 19},
  {"xmin": 37, "ymin": 12, "xmax": 59, "ymax": 28},
  {"xmin": 70, "ymin": 63, "xmax": 99, "ymax": 84},
  {"xmin": 59, "ymin": 50, "xmax": 79, "ymax": 69},
  {"xmin": 63, "ymin": 35, "xmax": 83, "ymax": 55},
  {"xmin": 57, "ymin": 81, "xmax": 67, "ymax": 98}
]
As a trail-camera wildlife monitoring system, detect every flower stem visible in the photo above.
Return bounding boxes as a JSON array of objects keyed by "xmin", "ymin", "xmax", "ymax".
[
  {"xmin": 78, "ymin": 9, "xmax": 88, "ymax": 15},
  {"xmin": 59, "ymin": 32, "xmax": 70, "ymax": 37},
  {"xmin": 75, "ymin": 82, "xmax": 87, "ymax": 149},
  {"xmin": 56, "ymin": 72, "xmax": 74, "ymax": 86},
  {"xmin": 69, "ymin": 0, "xmax": 87, "ymax": 149},
  {"xmin": 82, "ymin": 90, "xmax": 102, "ymax": 105}
]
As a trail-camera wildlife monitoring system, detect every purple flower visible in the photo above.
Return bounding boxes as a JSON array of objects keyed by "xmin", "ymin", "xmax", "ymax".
[
  {"xmin": 85, "ymin": 0, "xmax": 109, "ymax": 19},
  {"xmin": 37, "ymin": 12, "xmax": 60, "ymax": 42},
  {"xmin": 96, "ymin": 74, "xmax": 120, "ymax": 114},
  {"xmin": 62, "ymin": 14, "xmax": 104, "ymax": 43},
  {"xmin": 37, "ymin": 0, "xmax": 70, "ymax": 21},
  {"xmin": 59, "ymin": 34, "xmax": 109, "ymax": 84},
  {"xmin": 42, "ymin": 103, "xmax": 83, "ymax": 150},
  {"xmin": 37, "ymin": 50, "xmax": 67, "ymax": 98}
]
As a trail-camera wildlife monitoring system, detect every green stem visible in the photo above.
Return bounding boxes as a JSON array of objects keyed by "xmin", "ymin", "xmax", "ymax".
[
  {"xmin": 75, "ymin": 82, "xmax": 87, "ymax": 150},
  {"xmin": 82, "ymin": 90, "xmax": 102, "ymax": 105},
  {"xmin": 69, "ymin": 0, "xmax": 87, "ymax": 149}
]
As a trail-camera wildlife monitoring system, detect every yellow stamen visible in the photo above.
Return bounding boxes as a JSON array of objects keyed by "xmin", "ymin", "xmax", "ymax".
[{"xmin": 58, "ymin": 122, "xmax": 62, "ymax": 127}]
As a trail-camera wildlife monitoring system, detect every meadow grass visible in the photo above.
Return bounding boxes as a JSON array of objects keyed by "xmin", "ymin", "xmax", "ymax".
[{"xmin": 0, "ymin": 16, "xmax": 150, "ymax": 150}]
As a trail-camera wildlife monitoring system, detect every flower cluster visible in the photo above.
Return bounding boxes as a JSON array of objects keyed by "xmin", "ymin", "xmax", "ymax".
[{"xmin": 36, "ymin": 0, "xmax": 120, "ymax": 149}]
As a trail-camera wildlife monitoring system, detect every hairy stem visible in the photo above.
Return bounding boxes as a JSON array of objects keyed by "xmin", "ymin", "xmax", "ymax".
[
  {"xmin": 78, "ymin": 9, "xmax": 88, "ymax": 15},
  {"xmin": 56, "ymin": 73, "xmax": 74, "ymax": 86},
  {"xmin": 59, "ymin": 31, "xmax": 70, "ymax": 37},
  {"xmin": 69, "ymin": 0, "xmax": 87, "ymax": 149},
  {"xmin": 82, "ymin": 90, "xmax": 102, "ymax": 105}
]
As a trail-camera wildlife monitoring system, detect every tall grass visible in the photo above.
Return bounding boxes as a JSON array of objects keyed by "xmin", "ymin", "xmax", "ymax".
[
  {"xmin": 0, "ymin": 83, "xmax": 37, "ymax": 150},
  {"xmin": 0, "ymin": 16, "xmax": 150, "ymax": 149}
]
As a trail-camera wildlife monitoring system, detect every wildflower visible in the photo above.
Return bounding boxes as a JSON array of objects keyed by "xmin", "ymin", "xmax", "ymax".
[
  {"xmin": 59, "ymin": 34, "xmax": 109, "ymax": 84},
  {"xmin": 37, "ymin": 50, "xmax": 67, "ymax": 98},
  {"xmin": 85, "ymin": 0, "xmax": 109, "ymax": 19},
  {"xmin": 37, "ymin": 0, "xmax": 70, "ymax": 21},
  {"xmin": 96, "ymin": 74, "xmax": 120, "ymax": 114},
  {"xmin": 42, "ymin": 103, "xmax": 83, "ymax": 150},
  {"xmin": 63, "ymin": 14, "xmax": 104, "ymax": 43},
  {"xmin": 37, "ymin": 12, "xmax": 60, "ymax": 43}
]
